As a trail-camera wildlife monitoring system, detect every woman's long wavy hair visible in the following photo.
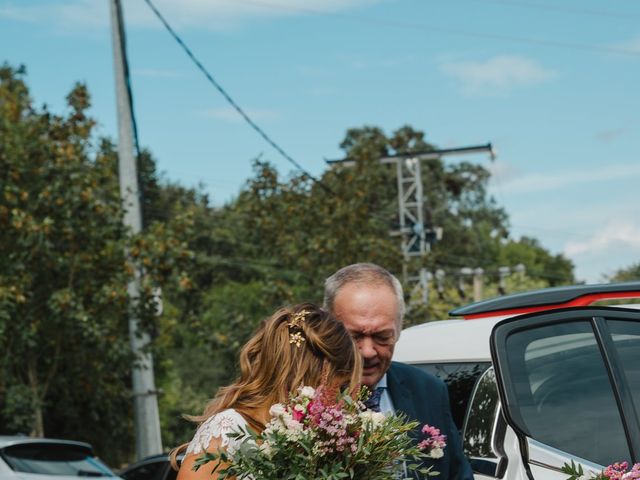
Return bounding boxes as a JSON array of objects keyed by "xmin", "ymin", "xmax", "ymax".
[{"xmin": 172, "ymin": 303, "xmax": 362, "ymax": 462}]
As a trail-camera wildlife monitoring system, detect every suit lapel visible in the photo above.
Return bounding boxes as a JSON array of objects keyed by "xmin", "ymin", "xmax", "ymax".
[{"xmin": 387, "ymin": 363, "xmax": 419, "ymax": 420}]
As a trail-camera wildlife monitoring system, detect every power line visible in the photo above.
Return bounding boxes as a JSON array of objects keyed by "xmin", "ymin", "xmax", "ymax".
[
  {"xmin": 142, "ymin": 0, "xmax": 329, "ymax": 192},
  {"xmin": 235, "ymin": 0, "xmax": 640, "ymax": 57},
  {"xmin": 452, "ymin": 0, "xmax": 640, "ymax": 21}
]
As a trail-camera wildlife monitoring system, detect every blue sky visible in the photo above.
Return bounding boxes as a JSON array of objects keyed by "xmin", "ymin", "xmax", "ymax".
[{"xmin": 1, "ymin": 0, "xmax": 639, "ymax": 284}]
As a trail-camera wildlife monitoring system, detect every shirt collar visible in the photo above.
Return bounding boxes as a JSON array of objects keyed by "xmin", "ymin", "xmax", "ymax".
[{"xmin": 376, "ymin": 373, "xmax": 388, "ymax": 389}]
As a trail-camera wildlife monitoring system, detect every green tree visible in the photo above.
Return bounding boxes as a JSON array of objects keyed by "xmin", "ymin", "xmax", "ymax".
[
  {"xmin": 0, "ymin": 64, "xmax": 193, "ymax": 464},
  {"xmin": 219, "ymin": 125, "xmax": 574, "ymax": 323},
  {"xmin": 608, "ymin": 262, "xmax": 640, "ymax": 282}
]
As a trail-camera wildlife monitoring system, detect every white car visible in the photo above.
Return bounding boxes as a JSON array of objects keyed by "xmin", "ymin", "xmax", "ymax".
[
  {"xmin": 0, "ymin": 436, "xmax": 121, "ymax": 479},
  {"xmin": 394, "ymin": 282, "xmax": 640, "ymax": 480}
]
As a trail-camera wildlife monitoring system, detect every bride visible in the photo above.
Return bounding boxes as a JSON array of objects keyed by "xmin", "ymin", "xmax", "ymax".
[{"xmin": 174, "ymin": 303, "xmax": 362, "ymax": 480}]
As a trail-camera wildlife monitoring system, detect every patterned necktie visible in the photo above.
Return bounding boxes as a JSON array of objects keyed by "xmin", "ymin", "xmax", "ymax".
[{"xmin": 364, "ymin": 387, "xmax": 384, "ymax": 412}]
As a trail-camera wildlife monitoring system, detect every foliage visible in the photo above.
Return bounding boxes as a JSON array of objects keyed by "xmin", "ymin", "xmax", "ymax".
[
  {"xmin": 608, "ymin": 262, "xmax": 640, "ymax": 282},
  {"xmin": 158, "ymin": 125, "xmax": 577, "ymax": 448},
  {"xmin": 222, "ymin": 125, "xmax": 574, "ymax": 324},
  {"xmin": 0, "ymin": 64, "xmax": 193, "ymax": 465},
  {"xmin": 0, "ymin": 62, "xmax": 578, "ymax": 466}
]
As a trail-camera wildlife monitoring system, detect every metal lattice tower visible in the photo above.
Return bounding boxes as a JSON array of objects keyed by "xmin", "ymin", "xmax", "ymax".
[{"xmin": 327, "ymin": 143, "xmax": 495, "ymax": 307}]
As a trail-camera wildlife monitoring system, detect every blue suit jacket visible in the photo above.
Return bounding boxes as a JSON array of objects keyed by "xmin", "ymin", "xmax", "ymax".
[{"xmin": 387, "ymin": 362, "xmax": 474, "ymax": 480}]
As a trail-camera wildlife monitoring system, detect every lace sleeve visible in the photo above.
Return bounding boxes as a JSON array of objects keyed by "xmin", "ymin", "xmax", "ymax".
[{"xmin": 185, "ymin": 409, "xmax": 248, "ymax": 456}]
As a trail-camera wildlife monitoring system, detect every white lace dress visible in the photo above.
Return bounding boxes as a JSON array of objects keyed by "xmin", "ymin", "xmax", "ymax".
[{"xmin": 185, "ymin": 408, "xmax": 250, "ymax": 457}]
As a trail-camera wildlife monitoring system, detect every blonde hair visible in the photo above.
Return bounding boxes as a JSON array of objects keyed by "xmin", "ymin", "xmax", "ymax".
[{"xmin": 172, "ymin": 303, "xmax": 361, "ymax": 463}]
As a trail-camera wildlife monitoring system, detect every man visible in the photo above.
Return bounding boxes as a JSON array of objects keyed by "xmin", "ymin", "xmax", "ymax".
[{"xmin": 324, "ymin": 263, "xmax": 473, "ymax": 480}]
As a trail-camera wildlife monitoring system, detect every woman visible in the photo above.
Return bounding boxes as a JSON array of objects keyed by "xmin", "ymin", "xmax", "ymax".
[{"xmin": 174, "ymin": 303, "xmax": 362, "ymax": 480}]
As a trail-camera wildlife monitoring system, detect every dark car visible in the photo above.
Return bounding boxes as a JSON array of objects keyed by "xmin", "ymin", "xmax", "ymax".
[{"xmin": 119, "ymin": 454, "xmax": 181, "ymax": 480}]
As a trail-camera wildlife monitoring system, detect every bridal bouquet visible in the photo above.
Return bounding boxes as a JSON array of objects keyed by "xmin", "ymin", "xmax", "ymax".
[{"xmin": 195, "ymin": 385, "xmax": 446, "ymax": 480}]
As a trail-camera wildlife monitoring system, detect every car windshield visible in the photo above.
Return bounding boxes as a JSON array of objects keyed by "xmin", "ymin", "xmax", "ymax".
[{"xmin": 1, "ymin": 442, "xmax": 115, "ymax": 477}]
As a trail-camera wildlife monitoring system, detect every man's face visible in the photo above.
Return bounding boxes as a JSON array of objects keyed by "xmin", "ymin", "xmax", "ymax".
[{"xmin": 332, "ymin": 282, "xmax": 399, "ymax": 388}]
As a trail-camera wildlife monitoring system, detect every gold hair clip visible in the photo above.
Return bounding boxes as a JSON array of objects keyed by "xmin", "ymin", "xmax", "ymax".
[
  {"xmin": 289, "ymin": 331, "xmax": 305, "ymax": 347},
  {"xmin": 288, "ymin": 309, "xmax": 310, "ymax": 348}
]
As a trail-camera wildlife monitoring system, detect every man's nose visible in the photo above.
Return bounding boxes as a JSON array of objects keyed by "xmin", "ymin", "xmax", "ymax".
[{"xmin": 358, "ymin": 337, "xmax": 377, "ymax": 359}]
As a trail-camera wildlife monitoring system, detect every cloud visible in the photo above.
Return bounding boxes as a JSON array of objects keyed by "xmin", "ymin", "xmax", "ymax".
[
  {"xmin": 202, "ymin": 106, "xmax": 280, "ymax": 122},
  {"xmin": 0, "ymin": 0, "xmax": 381, "ymax": 31},
  {"xmin": 0, "ymin": 0, "xmax": 107, "ymax": 29},
  {"xmin": 439, "ymin": 55, "xmax": 556, "ymax": 95},
  {"xmin": 496, "ymin": 162, "xmax": 640, "ymax": 194},
  {"xmin": 565, "ymin": 221, "xmax": 640, "ymax": 257}
]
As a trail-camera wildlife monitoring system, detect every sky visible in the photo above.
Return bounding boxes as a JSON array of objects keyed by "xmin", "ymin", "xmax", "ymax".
[{"xmin": 1, "ymin": 0, "xmax": 639, "ymax": 284}]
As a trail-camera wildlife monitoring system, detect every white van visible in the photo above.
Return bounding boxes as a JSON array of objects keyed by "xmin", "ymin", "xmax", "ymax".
[{"xmin": 394, "ymin": 282, "xmax": 640, "ymax": 480}]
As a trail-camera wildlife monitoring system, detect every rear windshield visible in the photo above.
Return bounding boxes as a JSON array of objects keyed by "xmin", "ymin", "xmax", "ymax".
[{"xmin": 1, "ymin": 443, "xmax": 115, "ymax": 477}]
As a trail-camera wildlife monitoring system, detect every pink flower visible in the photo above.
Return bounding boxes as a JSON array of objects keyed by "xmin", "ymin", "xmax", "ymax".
[
  {"xmin": 605, "ymin": 463, "xmax": 630, "ymax": 480},
  {"xmin": 418, "ymin": 424, "xmax": 447, "ymax": 459}
]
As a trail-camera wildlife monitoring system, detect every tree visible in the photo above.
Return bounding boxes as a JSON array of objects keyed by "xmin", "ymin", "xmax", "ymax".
[
  {"xmin": 220, "ymin": 125, "xmax": 574, "ymax": 323},
  {"xmin": 608, "ymin": 262, "xmax": 640, "ymax": 282},
  {"xmin": 0, "ymin": 64, "xmax": 193, "ymax": 465}
]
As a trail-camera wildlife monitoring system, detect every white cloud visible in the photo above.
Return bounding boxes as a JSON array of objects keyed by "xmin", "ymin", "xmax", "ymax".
[
  {"xmin": 565, "ymin": 222, "xmax": 640, "ymax": 257},
  {"xmin": 0, "ymin": 0, "xmax": 107, "ymax": 28},
  {"xmin": 202, "ymin": 106, "xmax": 280, "ymax": 122},
  {"xmin": 564, "ymin": 220, "xmax": 640, "ymax": 283},
  {"xmin": 0, "ymin": 0, "xmax": 381, "ymax": 31},
  {"xmin": 495, "ymin": 162, "xmax": 640, "ymax": 194},
  {"xmin": 439, "ymin": 55, "xmax": 556, "ymax": 95}
]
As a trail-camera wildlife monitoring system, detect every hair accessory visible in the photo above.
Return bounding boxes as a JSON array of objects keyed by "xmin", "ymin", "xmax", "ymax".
[{"xmin": 288, "ymin": 309, "xmax": 310, "ymax": 347}]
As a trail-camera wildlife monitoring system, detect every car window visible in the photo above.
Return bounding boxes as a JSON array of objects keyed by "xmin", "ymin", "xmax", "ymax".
[
  {"xmin": 608, "ymin": 320, "xmax": 640, "ymax": 419},
  {"xmin": 463, "ymin": 368, "xmax": 499, "ymax": 459},
  {"xmin": 0, "ymin": 443, "xmax": 115, "ymax": 477},
  {"xmin": 416, "ymin": 362, "xmax": 491, "ymax": 430},
  {"xmin": 502, "ymin": 320, "xmax": 631, "ymax": 466},
  {"xmin": 121, "ymin": 459, "xmax": 168, "ymax": 480}
]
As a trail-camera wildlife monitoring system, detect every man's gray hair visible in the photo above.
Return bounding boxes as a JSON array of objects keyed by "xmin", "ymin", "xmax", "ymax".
[{"xmin": 323, "ymin": 263, "xmax": 405, "ymax": 331}]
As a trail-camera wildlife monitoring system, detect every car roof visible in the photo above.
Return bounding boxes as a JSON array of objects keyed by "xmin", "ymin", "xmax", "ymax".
[
  {"xmin": 395, "ymin": 303, "xmax": 640, "ymax": 365},
  {"xmin": 0, "ymin": 436, "xmax": 93, "ymax": 451},
  {"xmin": 394, "ymin": 317, "xmax": 502, "ymax": 364},
  {"xmin": 450, "ymin": 281, "xmax": 640, "ymax": 319}
]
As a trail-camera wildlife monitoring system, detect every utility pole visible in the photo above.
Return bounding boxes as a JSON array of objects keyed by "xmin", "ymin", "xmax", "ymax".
[
  {"xmin": 109, "ymin": 0, "xmax": 162, "ymax": 460},
  {"xmin": 473, "ymin": 268, "xmax": 484, "ymax": 302}
]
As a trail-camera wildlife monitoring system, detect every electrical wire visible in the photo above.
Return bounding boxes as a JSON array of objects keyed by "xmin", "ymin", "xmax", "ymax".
[
  {"xmin": 450, "ymin": 0, "xmax": 640, "ymax": 21},
  {"xmin": 142, "ymin": 0, "xmax": 333, "ymax": 194},
  {"xmin": 235, "ymin": 0, "xmax": 640, "ymax": 57}
]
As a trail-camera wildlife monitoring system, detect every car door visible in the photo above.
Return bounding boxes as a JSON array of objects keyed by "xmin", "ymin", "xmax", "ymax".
[{"xmin": 489, "ymin": 307, "xmax": 640, "ymax": 480}]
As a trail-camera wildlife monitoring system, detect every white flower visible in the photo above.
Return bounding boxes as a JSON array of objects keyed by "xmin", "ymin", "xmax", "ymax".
[
  {"xmin": 259, "ymin": 440, "xmax": 275, "ymax": 458},
  {"xmin": 269, "ymin": 403, "xmax": 286, "ymax": 417},
  {"xmin": 359, "ymin": 410, "xmax": 386, "ymax": 428},
  {"xmin": 285, "ymin": 418, "xmax": 303, "ymax": 432},
  {"xmin": 299, "ymin": 386, "xmax": 316, "ymax": 398},
  {"xmin": 428, "ymin": 447, "xmax": 444, "ymax": 459}
]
